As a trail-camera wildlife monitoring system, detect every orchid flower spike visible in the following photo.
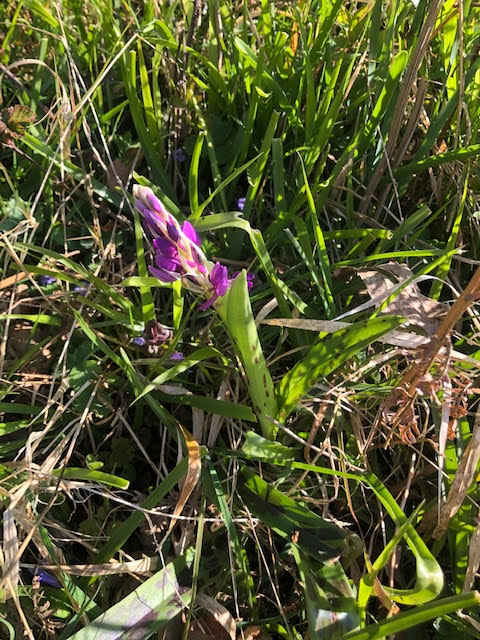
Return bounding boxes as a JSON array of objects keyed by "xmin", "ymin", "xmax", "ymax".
[{"xmin": 133, "ymin": 185, "xmax": 241, "ymax": 310}]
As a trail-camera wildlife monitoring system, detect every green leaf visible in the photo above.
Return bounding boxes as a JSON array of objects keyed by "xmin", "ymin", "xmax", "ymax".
[
  {"xmin": 160, "ymin": 393, "xmax": 257, "ymax": 422},
  {"xmin": 219, "ymin": 271, "xmax": 278, "ymax": 439},
  {"xmin": 241, "ymin": 431, "xmax": 295, "ymax": 462},
  {"xmin": 343, "ymin": 592, "xmax": 480, "ymax": 640},
  {"xmin": 67, "ymin": 556, "xmax": 192, "ymax": 639},
  {"xmin": 238, "ymin": 467, "xmax": 346, "ymax": 562},
  {"xmin": 276, "ymin": 316, "xmax": 405, "ymax": 422},
  {"xmin": 51, "ymin": 468, "xmax": 129, "ymax": 490}
]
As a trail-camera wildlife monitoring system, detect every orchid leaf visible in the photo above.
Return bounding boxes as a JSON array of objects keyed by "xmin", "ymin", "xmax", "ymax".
[
  {"xmin": 218, "ymin": 271, "xmax": 278, "ymax": 439},
  {"xmin": 276, "ymin": 316, "xmax": 405, "ymax": 422}
]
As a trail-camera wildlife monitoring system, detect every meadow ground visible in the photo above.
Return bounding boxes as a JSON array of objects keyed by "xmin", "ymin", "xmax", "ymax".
[{"xmin": 1, "ymin": 1, "xmax": 480, "ymax": 638}]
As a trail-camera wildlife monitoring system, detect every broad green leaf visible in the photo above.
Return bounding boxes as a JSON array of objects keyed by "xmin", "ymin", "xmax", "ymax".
[
  {"xmin": 219, "ymin": 271, "xmax": 278, "ymax": 439},
  {"xmin": 158, "ymin": 392, "xmax": 257, "ymax": 422},
  {"xmin": 276, "ymin": 316, "xmax": 405, "ymax": 422},
  {"xmin": 120, "ymin": 276, "xmax": 173, "ymax": 288},
  {"xmin": 241, "ymin": 430, "xmax": 295, "ymax": 462},
  {"xmin": 67, "ymin": 556, "xmax": 192, "ymax": 639}
]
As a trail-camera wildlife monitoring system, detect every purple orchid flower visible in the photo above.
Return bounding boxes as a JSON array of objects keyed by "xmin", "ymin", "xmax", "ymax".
[
  {"xmin": 133, "ymin": 185, "xmax": 253, "ymax": 310},
  {"xmin": 199, "ymin": 262, "xmax": 229, "ymax": 310}
]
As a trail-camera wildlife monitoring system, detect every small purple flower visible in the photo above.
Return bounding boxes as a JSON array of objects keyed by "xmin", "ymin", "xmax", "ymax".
[
  {"xmin": 144, "ymin": 320, "xmax": 172, "ymax": 345},
  {"xmin": 199, "ymin": 262, "xmax": 228, "ymax": 310},
  {"xmin": 232, "ymin": 271, "xmax": 255, "ymax": 292},
  {"xmin": 173, "ymin": 148, "xmax": 186, "ymax": 163},
  {"xmin": 132, "ymin": 321, "xmax": 173, "ymax": 350},
  {"xmin": 169, "ymin": 351, "xmax": 184, "ymax": 362},
  {"xmin": 237, "ymin": 197, "xmax": 246, "ymax": 211},
  {"xmin": 38, "ymin": 275, "xmax": 57, "ymax": 286},
  {"xmin": 33, "ymin": 568, "xmax": 62, "ymax": 588}
]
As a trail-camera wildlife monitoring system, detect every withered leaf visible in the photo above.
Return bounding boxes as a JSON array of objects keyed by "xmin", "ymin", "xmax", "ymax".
[{"xmin": 358, "ymin": 262, "xmax": 448, "ymax": 337}]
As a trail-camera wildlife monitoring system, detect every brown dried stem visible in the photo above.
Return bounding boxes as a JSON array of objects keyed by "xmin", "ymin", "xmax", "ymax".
[{"xmin": 389, "ymin": 266, "xmax": 480, "ymax": 439}]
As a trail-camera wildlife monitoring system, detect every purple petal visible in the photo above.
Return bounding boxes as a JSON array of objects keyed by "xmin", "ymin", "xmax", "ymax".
[
  {"xmin": 210, "ymin": 262, "xmax": 228, "ymax": 296},
  {"xmin": 237, "ymin": 197, "xmax": 246, "ymax": 211},
  {"xmin": 181, "ymin": 221, "xmax": 202, "ymax": 247},
  {"xmin": 149, "ymin": 265, "xmax": 179, "ymax": 283},
  {"xmin": 166, "ymin": 220, "xmax": 180, "ymax": 242},
  {"xmin": 132, "ymin": 336, "xmax": 146, "ymax": 347},
  {"xmin": 146, "ymin": 191, "xmax": 166, "ymax": 214},
  {"xmin": 169, "ymin": 351, "xmax": 184, "ymax": 361},
  {"xmin": 198, "ymin": 293, "xmax": 219, "ymax": 311},
  {"xmin": 153, "ymin": 237, "xmax": 178, "ymax": 258},
  {"xmin": 143, "ymin": 210, "xmax": 163, "ymax": 236},
  {"xmin": 134, "ymin": 198, "xmax": 149, "ymax": 217},
  {"xmin": 154, "ymin": 255, "xmax": 181, "ymax": 272},
  {"xmin": 35, "ymin": 569, "xmax": 62, "ymax": 588},
  {"xmin": 39, "ymin": 275, "xmax": 57, "ymax": 286}
]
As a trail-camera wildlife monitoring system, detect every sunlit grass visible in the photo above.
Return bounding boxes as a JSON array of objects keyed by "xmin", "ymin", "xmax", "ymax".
[{"xmin": 1, "ymin": 0, "xmax": 480, "ymax": 638}]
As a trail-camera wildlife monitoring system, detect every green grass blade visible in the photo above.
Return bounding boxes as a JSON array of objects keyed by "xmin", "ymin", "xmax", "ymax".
[
  {"xmin": 189, "ymin": 133, "xmax": 205, "ymax": 219},
  {"xmin": 343, "ymin": 592, "xmax": 480, "ymax": 640},
  {"xmin": 51, "ymin": 468, "xmax": 129, "ymax": 490}
]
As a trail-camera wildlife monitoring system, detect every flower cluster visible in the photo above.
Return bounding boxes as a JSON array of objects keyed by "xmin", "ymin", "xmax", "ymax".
[
  {"xmin": 132, "ymin": 319, "xmax": 183, "ymax": 360},
  {"xmin": 133, "ymin": 186, "xmax": 253, "ymax": 310}
]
